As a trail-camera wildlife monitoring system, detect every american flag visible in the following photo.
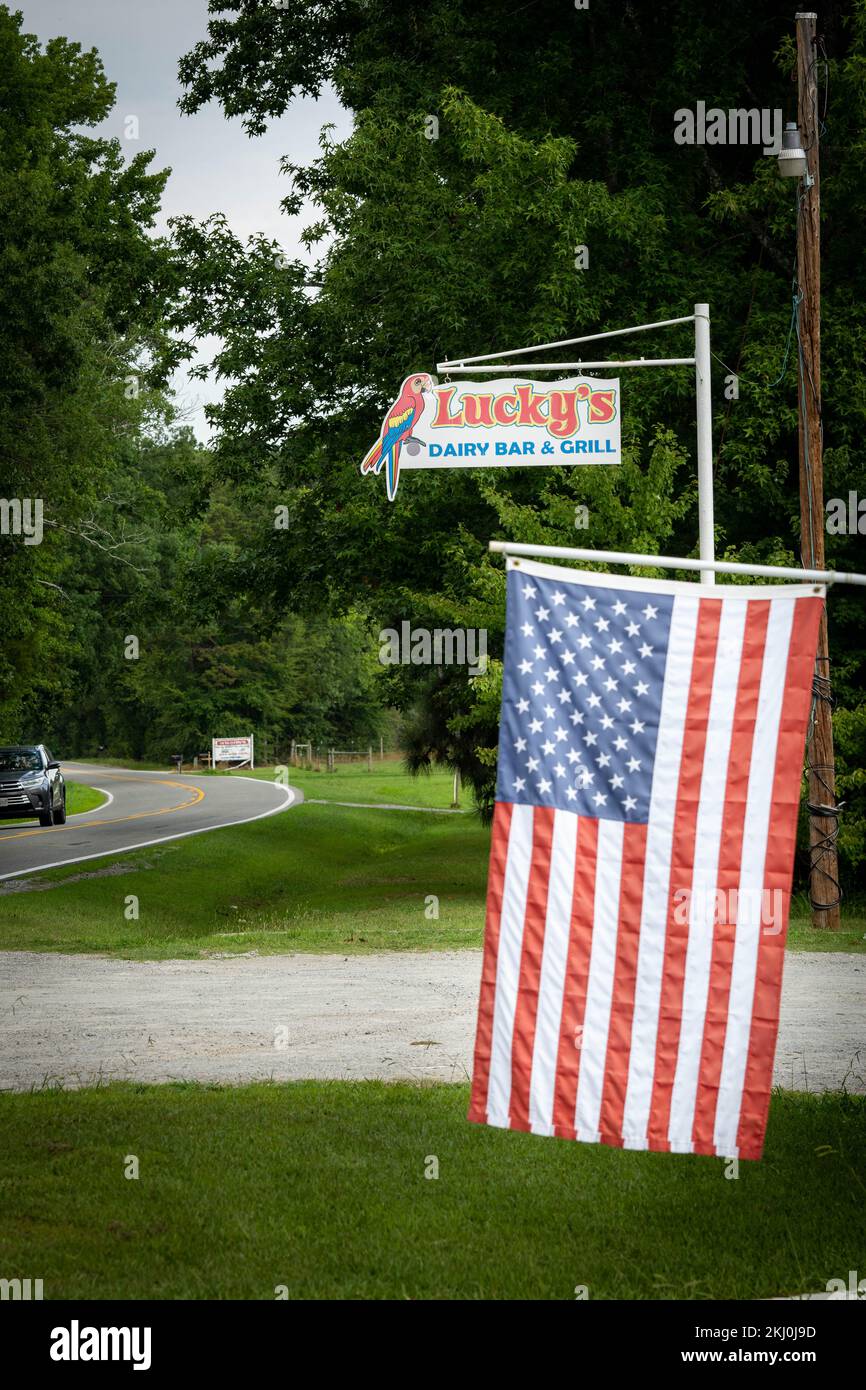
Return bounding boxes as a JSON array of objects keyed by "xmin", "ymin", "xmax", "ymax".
[{"xmin": 469, "ymin": 557, "xmax": 824, "ymax": 1160}]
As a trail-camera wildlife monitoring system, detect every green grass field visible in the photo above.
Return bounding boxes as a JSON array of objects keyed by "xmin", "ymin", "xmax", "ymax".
[
  {"xmin": 0, "ymin": 765, "xmax": 863, "ymax": 956},
  {"xmin": 0, "ymin": 1080, "xmax": 862, "ymax": 1300},
  {"xmin": 0, "ymin": 799, "xmax": 490, "ymax": 956},
  {"xmin": 221, "ymin": 760, "xmax": 461, "ymax": 808}
]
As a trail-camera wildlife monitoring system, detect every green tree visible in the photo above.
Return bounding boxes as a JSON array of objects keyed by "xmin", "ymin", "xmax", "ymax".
[
  {"xmin": 0, "ymin": 4, "xmax": 179, "ymax": 733},
  {"xmin": 173, "ymin": 1, "xmax": 866, "ymax": 871}
]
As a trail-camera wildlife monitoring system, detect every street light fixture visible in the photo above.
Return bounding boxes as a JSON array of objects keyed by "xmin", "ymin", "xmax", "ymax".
[{"xmin": 777, "ymin": 120, "xmax": 808, "ymax": 178}]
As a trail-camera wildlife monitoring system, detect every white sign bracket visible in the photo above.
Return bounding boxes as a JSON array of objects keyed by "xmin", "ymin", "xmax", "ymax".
[{"xmin": 439, "ymin": 306, "xmax": 716, "ymax": 584}]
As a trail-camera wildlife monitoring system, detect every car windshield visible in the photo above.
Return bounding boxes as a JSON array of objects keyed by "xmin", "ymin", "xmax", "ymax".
[{"xmin": 0, "ymin": 748, "xmax": 42, "ymax": 772}]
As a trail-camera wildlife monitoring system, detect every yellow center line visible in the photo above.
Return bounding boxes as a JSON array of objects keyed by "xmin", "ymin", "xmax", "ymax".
[{"xmin": 0, "ymin": 776, "xmax": 206, "ymax": 842}]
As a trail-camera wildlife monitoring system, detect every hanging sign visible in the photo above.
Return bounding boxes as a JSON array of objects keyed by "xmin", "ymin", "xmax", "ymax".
[{"xmin": 360, "ymin": 373, "xmax": 621, "ymax": 500}]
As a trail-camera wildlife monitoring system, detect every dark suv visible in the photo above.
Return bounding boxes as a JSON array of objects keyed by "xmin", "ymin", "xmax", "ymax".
[{"xmin": 0, "ymin": 745, "xmax": 66, "ymax": 826}]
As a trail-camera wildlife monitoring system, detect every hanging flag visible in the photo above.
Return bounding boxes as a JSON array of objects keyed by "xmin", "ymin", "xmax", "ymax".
[{"xmin": 469, "ymin": 556, "xmax": 825, "ymax": 1160}]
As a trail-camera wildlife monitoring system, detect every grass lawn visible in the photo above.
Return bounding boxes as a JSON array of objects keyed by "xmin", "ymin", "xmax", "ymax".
[
  {"xmin": 0, "ymin": 800, "xmax": 490, "ymax": 957},
  {"xmin": 67, "ymin": 782, "xmax": 108, "ymax": 816},
  {"xmin": 220, "ymin": 760, "xmax": 461, "ymax": 809},
  {"xmin": 0, "ymin": 764, "xmax": 863, "ymax": 956},
  {"xmin": 0, "ymin": 1080, "xmax": 862, "ymax": 1300}
]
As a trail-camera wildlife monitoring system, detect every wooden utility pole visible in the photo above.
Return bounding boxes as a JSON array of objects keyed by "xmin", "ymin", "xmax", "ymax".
[{"xmin": 796, "ymin": 12, "xmax": 840, "ymax": 929}]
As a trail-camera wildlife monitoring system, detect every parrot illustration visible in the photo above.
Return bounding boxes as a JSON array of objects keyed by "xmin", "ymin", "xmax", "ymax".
[{"xmin": 360, "ymin": 372, "xmax": 434, "ymax": 501}]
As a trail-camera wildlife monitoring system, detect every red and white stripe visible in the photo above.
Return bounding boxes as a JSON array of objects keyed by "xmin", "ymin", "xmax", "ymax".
[{"xmin": 468, "ymin": 567, "xmax": 824, "ymax": 1161}]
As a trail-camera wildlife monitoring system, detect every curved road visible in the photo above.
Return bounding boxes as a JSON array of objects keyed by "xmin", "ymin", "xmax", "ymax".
[{"xmin": 0, "ymin": 763, "xmax": 300, "ymax": 881}]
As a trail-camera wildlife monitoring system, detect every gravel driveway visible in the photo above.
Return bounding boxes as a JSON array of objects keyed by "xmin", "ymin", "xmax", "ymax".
[{"xmin": 1, "ymin": 949, "xmax": 863, "ymax": 1093}]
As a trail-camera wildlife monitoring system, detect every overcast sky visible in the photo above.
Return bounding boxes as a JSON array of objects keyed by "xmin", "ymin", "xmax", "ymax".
[{"xmin": 17, "ymin": 0, "xmax": 352, "ymax": 436}]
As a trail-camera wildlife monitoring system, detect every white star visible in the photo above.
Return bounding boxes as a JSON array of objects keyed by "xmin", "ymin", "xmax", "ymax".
[
  {"xmin": 596, "ymin": 752, "xmax": 611, "ymax": 768},
  {"xmin": 557, "ymin": 689, "xmax": 572, "ymax": 704},
  {"xmin": 521, "ymin": 622, "xmax": 534, "ymax": 638},
  {"xmin": 573, "ymin": 671, "xmax": 588, "ymax": 686},
  {"xmin": 547, "ymin": 627, "xmax": 562, "ymax": 644},
  {"xmin": 626, "ymin": 757, "xmax": 642, "ymax": 773},
  {"xmin": 621, "ymin": 660, "xmax": 636, "ymax": 675},
  {"xmin": 642, "ymin": 604, "xmax": 658, "ymax": 620},
  {"xmin": 535, "ymin": 605, "xmax": 550, "ymax": 622},
  {"xmin": 553, "ymin": 762, "xmax": 566, "ymax": 779},
  {"xmin": 607, "ymin": 638, "xmax": 623, "ymax": 654},
  {"xmin": 623, "ymin": 795, "xmax": 638, "ymax": 812},
  {"xmin": 517, "ymin": 698, "xmax": 530, "ymax": 713},
  {"xmin": 529, "ymin": 718, "xmax": 543, "ymax": 734},
  {"xmin": 522, "ymin": 583, "xmax": 537, "ymax": 599},
  {"xmin": 512, "ymin": 777, "xmax": 526, "ymax": 792},
  {"xmin": 581, "ymin": 595, "xmax": 596, "ymax": 611},
  {"xmin": 565, "ymin": 612, "xmax": 580, "ymax": 629},
  {"xmin": 613, "ymin": 600, "xmax": 627, "ymax": 616},
  {"xmin": 561, "ymin": 650, "xmax": 575, "ymax": 666},
  {"xmin": 541, "ymin": 739, "xmax": 555, "ymax": 756},
  {"xmin": 638, "ymin": 642, "xmax": 654, "ymax": 659},
  {"xmin": 565, "ymin": 786, "xmax": 578, "ymax": 802},
  {"xmin": 626, "ymin": 621, "xmax": 641, "ymax": 637},
  {"xmin": 583, "ymin": 730, "xmax": 598, "ymax": 747},
  {"xmin": 569, "ymin": 710, "xmax": 584, "ymax": 726},
  {"xmin": 544, "ymin": 666, "xmax": 560, "ymax": 683},
  {"xmin": 519, "ymin": 659, "xmax": 533, "ymax": 675},
  {"xmin": 590, "ymin": 655, "xmax": 605, "ymax": 671},
  {"xmin": 533, "ymin": 644, "xmax": 547, "ymax": 660},
  {"xmin": 551, "ymin": 589, "xmax": 566, "ymax": 606},
  {"xmin": 617, "ymin": 698, "xmax": 632, "ymax": 713},
  {"xmin": 599, "ymin": 714, "xmax": 614, "ymax": 730},
  {"xmin": 566, "ymin": 748, "xmax": 582, "ymax": 764},
  {"xmin": 514, "ymin": 736, "xmax": 527, "ymax": 752},
  {"xmin": 586, "ymin": 693, "xmax": 602, "ymax": 709},
  {"xmin": 603, "ymin": 677, "xmax": 618, "ymax": 693},
  {"xmin": 610, "ymin": 773, "xmax": 625, "ymax": 790},
  {"xmin": 634, "ymin": 681, "xmax": 649, "ymax": 697},
  {"xmin": 543, "ymin": 703, "xmax": 555, "ymax": 719},
  {"xmin": 537, "ymin": 778, "xmax": 552, "ymax": 795},
  {"xmin": 526, "ymin": 756, "xmax": 540, "ymax": 772},
  {"xmin": 593, "ymin": 792, "xmax": 608, "ymax": 807},
  {"xmin": 532, "ymin": 681, "xmax": 544, "ymax": 696},
  {"xmin": 554, "ymin": 726, "xmax": 568, "ymax": 743},
  {"xmin": 629, "ymin": 718, "xmax": 645, "ymax": 735},
  {"xmin": 594, "ymin": 617, "xmax": 610, "ymax": 633},
  {"xmin": 614, "ymin": 736, "xmax": 628, "ymax": 751},
  {"xmin": 578, "ymin": 634, "xmax": 592, "ymax": 650}
]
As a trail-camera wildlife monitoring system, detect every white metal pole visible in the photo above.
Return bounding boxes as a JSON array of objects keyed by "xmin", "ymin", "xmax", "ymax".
[
  {"xmin": 436, "ymin": 315, "xmax": 696, "ymax": 369},
  {"xmin": 694, "ymin": 303, "xmax": 715, "ymax": 585},
  {"xmin": 436, "ymin": 357, "xmax": 694, "ymax": 373},
  {"xmin": 488, "ymin": 539, "xmax": 866, "ymax": 586}
]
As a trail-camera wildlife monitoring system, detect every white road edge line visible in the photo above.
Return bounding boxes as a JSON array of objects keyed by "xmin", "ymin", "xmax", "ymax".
[
  {"xmin": 67, "ymin": 786, "xmax": 115, "ymax": 817},
  {"xmin": 0, "ymin": 782, "xmax": 301, "ymax": 882}
]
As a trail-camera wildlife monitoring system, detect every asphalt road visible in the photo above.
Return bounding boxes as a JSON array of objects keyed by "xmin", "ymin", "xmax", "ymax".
[{"xmin": 0, "ymin": 763, "xmax": 300, "ymax": 881}]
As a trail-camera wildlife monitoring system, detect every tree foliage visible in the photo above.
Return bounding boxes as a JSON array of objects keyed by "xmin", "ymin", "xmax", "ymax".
[{"xmin": 173, "ymin": 0, "xmax": 866, "ymax": 885}]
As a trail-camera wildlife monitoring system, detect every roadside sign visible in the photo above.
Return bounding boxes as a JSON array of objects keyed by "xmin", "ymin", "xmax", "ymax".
[{"xmin": 211, "ymin": 735, "xmax": 254, "ymax": 769}]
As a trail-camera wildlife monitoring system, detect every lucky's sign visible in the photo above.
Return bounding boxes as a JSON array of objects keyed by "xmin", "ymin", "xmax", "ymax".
[{"xmin": 360, "ymin": 373, "xmax": 621, "ymax": 500}]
